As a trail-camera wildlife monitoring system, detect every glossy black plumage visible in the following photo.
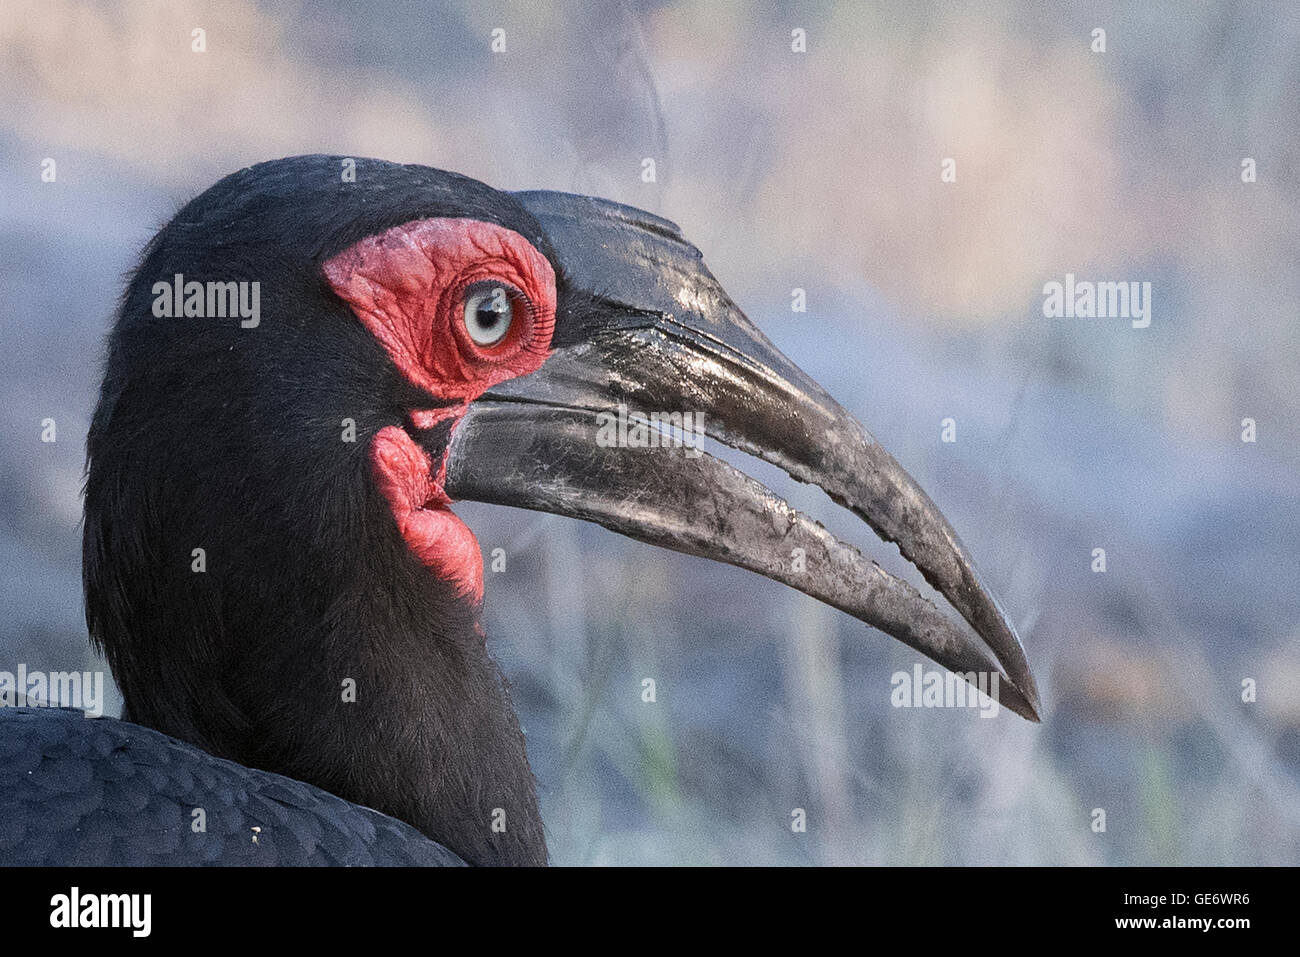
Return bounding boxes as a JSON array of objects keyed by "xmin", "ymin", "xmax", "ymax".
[
  {"xmin": 80, "ymin": 156, "xmax": 552, "ymax": 865},
  {"xmin": 0, "ymin": 708, "xmax": 463, "ymax": 865}
]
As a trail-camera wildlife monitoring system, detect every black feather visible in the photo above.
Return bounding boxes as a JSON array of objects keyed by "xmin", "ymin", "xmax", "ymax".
[{"xmin": 66, "ymin": 156, "xmax": 555, "ymax": 865}]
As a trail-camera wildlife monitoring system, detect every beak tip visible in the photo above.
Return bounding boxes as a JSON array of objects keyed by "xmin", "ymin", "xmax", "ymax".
[{"xmin": 1001, "ymin": 675, "xmax": 1044, "ymax": 722}]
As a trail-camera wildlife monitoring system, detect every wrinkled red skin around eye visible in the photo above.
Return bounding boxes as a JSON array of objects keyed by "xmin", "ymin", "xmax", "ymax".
[{"xmin": 323, "ymin": 219, "xmax": 557, "ymax": 606}]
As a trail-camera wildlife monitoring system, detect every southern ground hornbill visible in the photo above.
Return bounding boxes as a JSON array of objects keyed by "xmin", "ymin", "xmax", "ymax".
[{"xmin": 0, "ymin": 155, "xmax": 1039, "ymax": 866}]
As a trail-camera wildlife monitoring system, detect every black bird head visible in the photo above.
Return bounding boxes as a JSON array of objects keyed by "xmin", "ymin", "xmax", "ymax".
[{"xmin": 84, "ymin": 155, "xmax": 1039, "ymax": 866}]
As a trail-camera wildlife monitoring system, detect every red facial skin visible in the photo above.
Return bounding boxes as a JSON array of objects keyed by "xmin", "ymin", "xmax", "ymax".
[{"xmin": 324, "ymin": 219, "xmax": 557, "ymax": 604}]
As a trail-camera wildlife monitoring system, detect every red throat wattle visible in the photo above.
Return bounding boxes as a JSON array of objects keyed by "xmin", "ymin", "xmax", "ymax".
[{"xmin": 323, "ymin": 218, "xmax": 557, "ymax": 603}]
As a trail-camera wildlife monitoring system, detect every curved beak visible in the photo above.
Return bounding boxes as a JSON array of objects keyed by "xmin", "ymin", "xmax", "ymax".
[{"xmin": 444, "ymin": 191, "xmax": 1041, "ymax": 721}]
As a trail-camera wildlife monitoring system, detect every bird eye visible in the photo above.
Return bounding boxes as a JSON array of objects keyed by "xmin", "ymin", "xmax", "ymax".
[{"xmin": 462, "ymin": 283, "xmax": 517, "ymax": 347}]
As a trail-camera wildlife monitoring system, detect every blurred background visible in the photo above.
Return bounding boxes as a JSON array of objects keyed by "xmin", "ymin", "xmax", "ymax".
[{"xmin": 2, "ymin": 0, "xmax": 1298, "ymax": 864}]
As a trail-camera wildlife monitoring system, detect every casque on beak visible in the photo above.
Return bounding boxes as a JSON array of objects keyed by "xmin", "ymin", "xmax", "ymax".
[{"xmin": 444, "ymin": 191, "xmax": 1041, "ymax": 721}]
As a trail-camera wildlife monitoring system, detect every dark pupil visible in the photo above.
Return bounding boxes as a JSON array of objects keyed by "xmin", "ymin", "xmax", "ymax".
[{"xmin": 476, "ymin": 297, "xmax": 507, "ymax": 330}]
